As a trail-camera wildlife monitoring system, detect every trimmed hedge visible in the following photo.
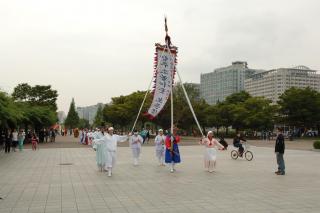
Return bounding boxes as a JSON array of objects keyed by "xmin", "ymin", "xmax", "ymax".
[{"xmin": 313, "ymin": 141, "xmax": 320, "ymax": 149}]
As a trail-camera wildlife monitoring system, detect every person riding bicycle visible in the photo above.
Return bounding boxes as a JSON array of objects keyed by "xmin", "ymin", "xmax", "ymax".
[{"xmin": 233, "ymin": 133, "xmax": 246, "ymax": 157}]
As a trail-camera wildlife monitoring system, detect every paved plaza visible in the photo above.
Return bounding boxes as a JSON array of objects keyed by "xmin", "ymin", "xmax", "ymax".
[{"xmin": 0, "ymin": 137, "xmax": 320, "ymax": 213}]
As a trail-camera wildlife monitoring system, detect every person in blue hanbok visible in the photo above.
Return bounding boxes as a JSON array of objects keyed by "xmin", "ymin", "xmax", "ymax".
[
  {"xmin": 165, "ymin": 128, "xmax": 181, "ymax": 173},
  {"xmin": 92, "ymin": 128, "xmax": 106, "ymax": 172}
]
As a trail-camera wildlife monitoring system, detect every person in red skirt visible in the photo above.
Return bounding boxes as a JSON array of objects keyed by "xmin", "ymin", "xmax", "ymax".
[
  {"xmin": 31, "ymin": 133, "xmax": 38, "ymax": 150},
  {"xmin": 165, "ymin": 127, "xmax": 181, "ymax": 173},
  {"xmin": 84, "ymin": 129, "xmax": 89, "ymax": 145}
]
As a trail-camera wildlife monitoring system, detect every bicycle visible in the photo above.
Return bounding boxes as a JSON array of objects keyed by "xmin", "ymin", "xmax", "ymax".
[{"xmin": 231, "ymin": 141, "xmax": 253, "ymax": 161}]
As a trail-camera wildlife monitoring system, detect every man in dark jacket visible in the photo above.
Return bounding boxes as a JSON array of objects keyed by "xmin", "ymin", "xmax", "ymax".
[
  {"xmin": 275, "ymin": 128, "xmax": 285, "ymax": 175},
  {"xmin": 39, "ymin": 129, "xmax": 45, "ymax": 143},
  {"xmin": 5, "ymin": 129, "xmax": 12, "ymax": 153},
  {"xmin": 233, "ymin": 133, "xmax": 246, "ymax": 156}
]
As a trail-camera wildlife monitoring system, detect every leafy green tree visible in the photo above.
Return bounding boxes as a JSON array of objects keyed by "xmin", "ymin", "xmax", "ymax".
[
  {"xmin": 213, "ymin": 91, "xmax": 251, "ymax": 133},
  {"xmin": 225, "ymin": 91, "xmax": 251, "ymax": 104},
  {"xmin": 93, "ymin": 105, "xmax": 104, "ymax": 127},
  {"xmin": 101, "ymin": 84, "xmax": 207, "ymax": 134},
  {"xmin": 204, "ymin": 104, "xmax": 223, "ymax": 133},
  {"xmin": 0, "ymin": 91, "xmax": 23, "ymax": 128},
  {"xmin": 103, "ymin": 91, "xmax": 153, "ymax": 130},
  {"xmin": 243, "ymin": 97, "xmax": 277, "ymax": 131},
  {"xmin": 78, "ymin": 118, "xmax": 90, "ymax": 129},
  {"xmin": 20, "ymin": 104, "xmax": 57, "ymax": 131},
  {"xmin": 1, "ymin": 90, "xmax": 57, "ymax": 132},
  {"xmin": 103, "ymin": 104, "xmax": 130, "ymax": 130},
  {"xmin": 229, "ymin": 104, "xmax": 248, "ymax": 132},
  {"xmin": 64, "ymin": 98, "xmax": 80, "ymax": 129},
  {"xmin": 278, "ymin": 87, "xmax": 320, "ymax": 129},
  {"xmin": 152, "ymin": 83, "xmax": 208, "ymax": 134},
  {"xmin": 207, "ymin": 92, "xmax": 277, "ymax": 134},
  {"xmin": 12, "ymin": 83, "xmax": 58, "ymax": 111}
]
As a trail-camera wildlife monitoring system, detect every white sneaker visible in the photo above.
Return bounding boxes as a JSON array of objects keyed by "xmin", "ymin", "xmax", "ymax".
[
  {"xmin": 108, "ymin": 170, "xmax": 112, "ymax": 177},
  {"xmin": 170, "ymin": 168, "xmax": 174, "ymax": 173},
  {"xmin": 134, "ymin": 158, "xmax": 139, "ymax": 166}
]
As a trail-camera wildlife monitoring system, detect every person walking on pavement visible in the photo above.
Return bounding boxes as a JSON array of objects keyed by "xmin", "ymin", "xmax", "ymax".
[
  {"xmin": 18, "ymin": 129, "xmax": 25, "ymax": 151},
  {"xmin": 31, "ymin": 133, "xmax": 39, "ymax": 150},
  {"xmin": 275, "ymin": 128, "xmax": 285, "ymax": 175},
  {"xmin": 11, "ymin": 129, "xmax": 18, "ymax": 152},
  {"xmin": 5, "ymin": 129, "xmax": 12, "ymax": 153}
]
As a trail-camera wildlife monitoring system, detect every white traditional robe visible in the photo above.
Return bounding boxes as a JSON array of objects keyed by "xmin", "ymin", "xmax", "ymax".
[
  {"xmin": 88, "ymin": 131, "xmax": 93, "ymax": 145},
  {"xmin": 92, "ymin": 131, "xmax": 106, "ymax": 170},
  {"xmin": 200, "ymin": 137, "xmax": 224, "ymax": 169},
  {"xmin": 93, "ymin": 133, "xmax": 128, "ymax": 169},
  {"xmin": 129, "ymin": 135, "xmax": 143, "ymax": 159},
  {"xmin": 154, "ymin": 134, "xmax": 166, "ymax": 164}
]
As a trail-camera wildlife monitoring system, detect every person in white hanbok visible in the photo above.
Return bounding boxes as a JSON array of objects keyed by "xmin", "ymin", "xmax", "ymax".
[
  {"xmin": 88, "ymin": 130, "xmax": 93, "ymax": 146},
  {"xmin": 92, "ymin": 128, "xmax": 106, "ymax": 172},
  {"xmin": 154, "ymin": 129, "xmax": 166, "ymax": 166},
  {"xmin": 199, "ymin": 131, "xmax": 224, "ymax": 173},
  {"xmin": 93, "ymin": 127, "xmax": 128, "ymax": 177},
  {"xmin": 79, "ymin": 129, "xmax": 85, "ymax": 144},
  {"xmin": 129, "ymin": 130, "xmax": 143, "ymax": 166}
]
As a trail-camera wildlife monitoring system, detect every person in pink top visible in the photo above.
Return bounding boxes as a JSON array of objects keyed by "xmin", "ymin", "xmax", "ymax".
[{"xmin": 199, "ymin": 131, "xmax": 225, "ymax": 173}]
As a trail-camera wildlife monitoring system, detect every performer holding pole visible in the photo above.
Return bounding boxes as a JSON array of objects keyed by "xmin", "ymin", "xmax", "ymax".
[
  {"xmin": 143, "ymin": 17, "xmax": 207, "ymax": 172},
  {"xmin": 165, "ymin": 127, "xmax": 181, "ymax": 173},
  {"xmin": 199, "ymin": 131, "xmax": 224, "ymax": 173}
]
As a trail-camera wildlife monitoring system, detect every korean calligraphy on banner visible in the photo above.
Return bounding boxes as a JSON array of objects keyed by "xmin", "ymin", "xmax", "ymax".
[{"xmin": 145, "ymin": 45, "xmax": 177, "ymax": 119}]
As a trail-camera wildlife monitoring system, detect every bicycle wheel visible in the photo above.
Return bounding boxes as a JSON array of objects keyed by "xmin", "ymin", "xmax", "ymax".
[
  {"xmin": 245, "ymin": 151, "xmax": 253, "ymax": 161},
  {"xmin": 231, "ymin": 150, "xmax": 238, "ymax": 160}
]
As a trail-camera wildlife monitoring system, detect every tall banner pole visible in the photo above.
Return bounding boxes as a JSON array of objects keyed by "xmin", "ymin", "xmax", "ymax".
[
  {"xmin": 170, "ymin": 63, "xmax": 174, "ymax": 135},
  {"xmin": 144, "ymin": 17, "xmax": 204, "ymax": 139},
  {"xmin": 176, "ymin": 70, "xmax": 204, "ymax": 137},
  {"xmin": 165, "ymin": 17, "xmax": 174, "ymax": 135},
  {"xmin": 130, "ymin": 76, "xmax": 153, "ymax": 133}
]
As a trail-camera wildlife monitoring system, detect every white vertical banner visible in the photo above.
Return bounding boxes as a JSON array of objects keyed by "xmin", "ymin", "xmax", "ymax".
[{"xmin": 145, "ymin": 48, "xmax": 176, "ymax": 119}]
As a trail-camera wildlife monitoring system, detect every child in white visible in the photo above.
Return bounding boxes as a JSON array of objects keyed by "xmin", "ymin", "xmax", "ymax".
[
  {"xmin": 199, "ymin": 131, "xmax": 224, "ymax": 173},
  {"xmin": 129, "ymin": 130, "xmax": 143, "ymax": 166},
  {"xmin": 154, "ymin": 129, "xmax": 166, "ymax": 166},
  {"xmin": 93, "ymin": 127, "xmax": 128, "ymax": 177}
]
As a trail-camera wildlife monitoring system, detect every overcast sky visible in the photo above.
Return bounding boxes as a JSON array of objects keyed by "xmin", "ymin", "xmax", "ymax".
[{"xmin": 1, "ymin": 0, "xmax": 319, "ymax": 112}]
